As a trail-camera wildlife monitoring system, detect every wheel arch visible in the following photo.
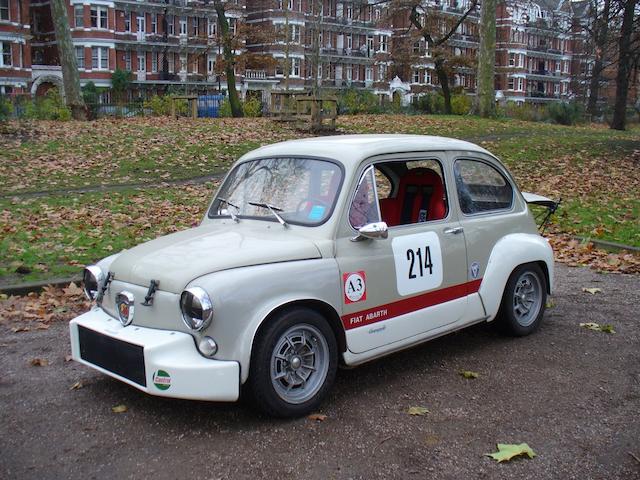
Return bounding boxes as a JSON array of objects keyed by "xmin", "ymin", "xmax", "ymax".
[
  {"xmin": 480, "ymin": 233, "xmax": 554, "ymax": 321},
  {"xmin": 252, "ymin": 299, "xmax": 347, "ymax": 355}
]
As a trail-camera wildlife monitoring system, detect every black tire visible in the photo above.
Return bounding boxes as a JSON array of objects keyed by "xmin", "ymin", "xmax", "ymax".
[
  {"xmin": 246, "ymin": 307, "xmax": 338, "ymax": 418},
  {"xmin": 497, "ymin": 263, "xmax": 547, "ymax": 337}
]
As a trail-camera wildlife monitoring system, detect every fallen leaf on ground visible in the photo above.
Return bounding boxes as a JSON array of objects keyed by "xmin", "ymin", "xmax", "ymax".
[
  {"xmin": 582, "ymin": 287, "xmax": 602, "ymax": 295},
  {"xmin": 407, "ymin": 406, "xmax": 430, "ymax": 416},
  {"xmin": 545, "ymin": 299, "xmax": 555, "ymax": 308},
  {"xmin": 12, "ymin": 326, "xmax": 30, "ymax": 333},
  {"xmin": 307, "ymin": 413, "xmax": 327, "ymax": 422},
  {"xmin": 486, "ymin": 443, "xmax": 537, "ymax": 462},
  {"xmin": 111, "ymin": 404, "xmax": 128, "ymax": 413},
  {"xmin": 580, "ymin": 322, "xmax": 616, "ymax": 334},
  {"xmin": 64, "ymin": 354, "xmax": 73, "ymax": 362},
  {"xmin": 459, "ymin": 370, "xmax": 479, "ymax": 379},
  {"xmin": 63, "ymin": 282, "xmax": 84, "ymax": 297},
  {"xmin": 70, "ymin": 381, "xmax": 83, "ymax": 390},
  {"xmin": 30, "ymin": 358, "xmax": 48, "ymax": 366}
]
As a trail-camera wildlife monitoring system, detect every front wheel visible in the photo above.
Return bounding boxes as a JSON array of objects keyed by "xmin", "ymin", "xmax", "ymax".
[
  {"xmin": 246, "ymin": 307, "xmax": 338, "ymax": 417},
  {"xmin": 497, "ymin": 263, "xmax": 547, "ymax": 336}
]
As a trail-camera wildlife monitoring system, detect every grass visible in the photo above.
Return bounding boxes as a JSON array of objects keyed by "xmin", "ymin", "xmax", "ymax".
[{"xmin": 1, "ymin": 114, "xmax": 638, "ymax": 284}]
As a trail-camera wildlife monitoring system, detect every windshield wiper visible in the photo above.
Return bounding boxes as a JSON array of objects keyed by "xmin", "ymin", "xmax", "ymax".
[
  {"xmin": 248, "ymin": 201, "xmax": 288, "ymax": 227},
  {"xmin": 218, "ymin": 198, "xmax": 240, "ymax": 223}
]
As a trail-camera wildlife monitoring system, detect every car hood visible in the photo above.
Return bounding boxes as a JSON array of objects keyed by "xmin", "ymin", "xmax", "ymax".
[{"xmin": 109, "ymin": 223, "xmax": 322, "ymax": 293}]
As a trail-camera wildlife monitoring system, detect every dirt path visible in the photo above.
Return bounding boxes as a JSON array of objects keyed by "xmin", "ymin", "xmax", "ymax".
[{"xmin": 1, "ymin": 264, "xmax": 638, "ymax": 480}]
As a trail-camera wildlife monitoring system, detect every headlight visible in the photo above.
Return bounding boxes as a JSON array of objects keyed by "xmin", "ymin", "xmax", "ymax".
[
  {"xmin": 82, "ymin": 265, "xmax": 104, "ymax": 300},
  {"xmin": 180, "ymin": 287, "xmax": 213, "ymax": 331}
]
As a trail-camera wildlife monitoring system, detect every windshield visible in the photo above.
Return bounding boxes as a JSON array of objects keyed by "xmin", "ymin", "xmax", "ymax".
[{"xmin": 209, "ymin": 157, "xmax": 343, "ymax": 226}]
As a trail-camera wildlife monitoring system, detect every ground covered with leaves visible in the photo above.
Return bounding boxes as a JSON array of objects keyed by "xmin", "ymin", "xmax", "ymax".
[{"xmin": 1, "ymin": 115, "xmax": 638, "ymax": 293}]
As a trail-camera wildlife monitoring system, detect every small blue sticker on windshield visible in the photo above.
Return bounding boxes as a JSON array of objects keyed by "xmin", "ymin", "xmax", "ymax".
[{"xmin": 308, "ymin": 205, "xmax": 325, "ymax": 221}]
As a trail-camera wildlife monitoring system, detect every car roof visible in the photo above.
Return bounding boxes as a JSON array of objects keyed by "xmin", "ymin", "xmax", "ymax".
[{"xmin": 239, "ymin": 134, "xmax": 494, "ymax": 166}]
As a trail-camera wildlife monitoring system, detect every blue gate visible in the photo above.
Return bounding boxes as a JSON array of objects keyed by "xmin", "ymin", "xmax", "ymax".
[{"xmin": 197, "ymin": 94, "xmax": 224, "ymax": 118}]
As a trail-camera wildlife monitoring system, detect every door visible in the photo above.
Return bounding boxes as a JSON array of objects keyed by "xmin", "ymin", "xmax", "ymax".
[
  {"xmin": 335, "ymin": 156, "xmax": 469, "ymax": 354},
  {"xmin": 136, "ymin": 15, "xmax": 145, "ymax": 41}
]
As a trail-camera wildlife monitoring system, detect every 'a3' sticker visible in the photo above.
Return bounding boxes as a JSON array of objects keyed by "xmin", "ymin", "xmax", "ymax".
[{"xmin": 343, "ymin": 271, "xmax": 366, "ymax": 304}]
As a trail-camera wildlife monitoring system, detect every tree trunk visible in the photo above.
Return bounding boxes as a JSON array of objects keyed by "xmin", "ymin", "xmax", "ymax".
[
  {"xmin": 214, "ymin": 0, "xmax": 243, "ymax": 118},
  {"xmin": 475, "ymin": 0, "xmax": 497, "ymax": 117},
  {"xmin": 586, "ymin": 0, "xmax": 611, "ymax": 117},
  {"xmin": 49, "ymin": 0, "xmax": 86, "ymax": 120},
  {"xmin": 611, "ymin": 0, "xmax": 637, "ymax": 130},
  {"xmin": 435, "ymin": 58, "xmax": 452, "ymax": 114}
]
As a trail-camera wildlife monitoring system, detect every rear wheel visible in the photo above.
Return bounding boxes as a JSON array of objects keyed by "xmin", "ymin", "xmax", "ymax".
[
  {"xmin": 247, "ymin": 307, "xmax": 338, "ymax": 417},
  {"xmin": 497, "ymin": 263, "xmax": 547, "ymax": 336}
]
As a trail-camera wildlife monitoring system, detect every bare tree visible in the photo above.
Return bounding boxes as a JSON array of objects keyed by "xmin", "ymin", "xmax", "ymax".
[
  {"xmin": 474, "ymin": 0, "xmax": 496, "ymax": 117},
  {"xmin": 396, "ymin": 0, "xmax": 480, "ymax": 114},
  {"xmin": 50, "ymin": 0, "xmax": 86, "ymax": 120},
  {"xmin": 611, "ymin": 0, "xmax": 639, "ymax": 130}
]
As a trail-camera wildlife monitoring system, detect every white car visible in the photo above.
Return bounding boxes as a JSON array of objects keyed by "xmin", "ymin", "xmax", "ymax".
[{"xmin": 70, "ymin": 135, "xmax": 555, "ymax": 417}]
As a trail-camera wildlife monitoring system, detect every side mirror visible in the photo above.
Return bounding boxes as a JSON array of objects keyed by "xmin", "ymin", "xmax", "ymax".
[{"xmin": 351, "ymin": 222, "xmax": 389, "ymax": 242}]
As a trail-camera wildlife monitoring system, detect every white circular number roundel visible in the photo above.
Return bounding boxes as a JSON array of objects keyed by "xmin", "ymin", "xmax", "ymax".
[{"xmin": 344, "ymin": 272, "xmax": 366, "ymax": 303}]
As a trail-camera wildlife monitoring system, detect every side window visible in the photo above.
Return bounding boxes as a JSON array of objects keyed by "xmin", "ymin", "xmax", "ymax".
[
  {"xmin": 454, "ymin": 159, "xmax": 513, "ymax": 214},
  {"xmin": 377, "ymin": 159, "xmax": 448, "ymax": 227},
  {"xmin": 349, "ymin": 167, "xmax": 381, "ymax": 229}
]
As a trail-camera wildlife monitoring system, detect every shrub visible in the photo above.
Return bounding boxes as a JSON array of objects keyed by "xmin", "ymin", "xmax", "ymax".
[
  {"xmin": 243, "ymin": 97, "xmax": 262, "ymax": 117},
  {"xmin": 0, "ymin": 96, "xmax": 12, "ymax": 121},
  {"xmin": 111, "ymin": 68, "xmax": 132, "ymax": 104},
  {"xmin": 337, "ymin": 87, "xmax": 380, "ymax": 114},
  {"xmin": 499, "ymin": 101, "xmax": 547, "ymax": 122},
  {"xmin": 451, "ymin": 94, "xmax": 472, "ymax": 115},
  {"xmin": 218, "ymin": 98, "xmax": 232, "ymax": 117},
  {"xmin": 414, "ymin": 92, "xmax": 446, "ymax": 114},
  {"xmin": 144, "ymin": 95, "xmax": 171, "ymax": 116},
  {"xmin": 546, "ymin": 101, "xmax": 584, "ymax": 125},
  {"xmin": 22, "ymin": 88, "xmax": 72, "ymax": 121},
  {"xmin": 82, "ymin": 81, "xmax": 99, "ymax": 119}
]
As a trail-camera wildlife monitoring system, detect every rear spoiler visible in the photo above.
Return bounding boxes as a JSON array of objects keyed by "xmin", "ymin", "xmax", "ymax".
[{"xmin": 522, "ymin": 192, "xmax": 561, "ymax": 233}]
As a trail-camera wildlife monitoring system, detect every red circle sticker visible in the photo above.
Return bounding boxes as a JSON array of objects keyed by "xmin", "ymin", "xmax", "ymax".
[{"xmin": 343, "ymin": 271, "xmax": 366, "ymax": 304}]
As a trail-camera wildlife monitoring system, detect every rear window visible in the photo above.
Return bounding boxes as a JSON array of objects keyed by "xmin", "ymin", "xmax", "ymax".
[{"xmin": 454, "ymin": 159, "xmax": 513, "ymax": 214}]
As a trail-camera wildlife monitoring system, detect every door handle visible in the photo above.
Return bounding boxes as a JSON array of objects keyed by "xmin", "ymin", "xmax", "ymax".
[{"xmin": 443, "ymin": 226, "xmax": 464, "ymax": 235}]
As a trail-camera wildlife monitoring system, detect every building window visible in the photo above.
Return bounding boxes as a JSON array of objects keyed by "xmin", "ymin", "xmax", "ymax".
[
  {"xmin": 124, "ymin": 12, "xmax": 130, "ymax": 32},
  {"xmin": 377, "ymin": 63, "xmax": 386, "ymax": 81},
  {"xmin": 365, "ymin": 66, "xmax": 373, "ymax": 81},
  {"xmin": 291, "ymin": 57, "xmax": 300, "ymax": 77},
  {"xmin": 151, "ymin": 51, "xmax": 157, "ymax": 72},
  {"xmin": 207, "ymin": 56, "xmax": 214, "ymax": 74},
  {"xmin": 125, "ymin": 50, "xmax": 131, "ymax": 70},
  {"xmin": 378, "ymin": 35, "xmax": 388, "ymax": 53},
  {"xmin": 425, "ymin": 69, "xmax": 432, "ymax": 84},
  {"xmin": 138, "ymin": 52, "xmax": 146, "ymax": 72},
  {"xmin": 179, "ymin": 16, "xmax": 187, "ymax": 35},
  {"xmin": 151, "ymin": 13, "xmax": 157, "ymax": 34},
  {"xmin": 1, "ymin": 42, "xmax": 12, "ymax": 66},
  {"xmin": 509, "ymin": 53, "xmax": 515, "ymax": 66},
  {"xmin": 229, "ymin": 17, "xmax": 237, "ymax": 35},
  {"xmin": 517, "ymin": 78, "xmax": 524, "ymax": 91},
  {"xmin": 90, "ymin": 6, "xmax": 108, "ymax": 29},
  {"xmin": 0, "ymin": 0, "xmax": 9, "ymax": 21},
  {"xmin": 554, "ymin": 83, "xmax": 560, "ymax": 95},
  {"xmin": 208, "ymin": 18, "xmax": 216, "ymax": 37},
  {"xmin": 275, "ymin": 58, "xmax": 284, "ymax": 76},
  {"xmin": 346, "ymin": 65, "xmax": 352, "ymax": 80},
  {"xmin": 167, "ymin": 52, "xmax": 174, "ymax": 73},
  {"xmin": 507, "ymin": 77, "xmax": 514, "ymax": 90},
  {"xmin": 193, "ymin": 17, "xmax": 199, "ymax": 36},
  {"xmin": 346, "ymin": 34, "xmax": 352, "ymax": 50},
  {"xmin": 74, "ymin": 5, "xmax": 83, "ymax": 28},
  {"xmin": 412, "ymin": 69, "xmax": 420, "ymax": 83},
  {"xmin": 75, "ymin": 46, "xmax": 84, "ymax": 68},
  {"xmin": 91, "ymin": 46, "xmax": 109, "ymax": 70},
  {"xmin": 167, "ymin": 15, "xmax": 174, "ymax": 35}
]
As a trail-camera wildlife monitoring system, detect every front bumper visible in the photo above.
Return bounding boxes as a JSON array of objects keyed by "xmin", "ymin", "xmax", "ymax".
[{"xmin": 69, "ymin": 308, "xmax": 240, "ymax": 401}]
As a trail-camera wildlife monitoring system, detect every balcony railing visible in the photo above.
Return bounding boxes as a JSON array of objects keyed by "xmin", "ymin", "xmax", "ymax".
[{"xmin": 245, "ymin": 70, "xmax": 267, "ymax": 80}]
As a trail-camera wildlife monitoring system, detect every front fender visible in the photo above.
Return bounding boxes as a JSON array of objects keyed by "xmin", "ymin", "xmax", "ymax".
[
  {"xmin": 480, "ymin": 233, "xmax": 554, "ymax": 320},
  {"xmin": 187, "ymin": 259, "xmax": 342, "ymax": 384}
]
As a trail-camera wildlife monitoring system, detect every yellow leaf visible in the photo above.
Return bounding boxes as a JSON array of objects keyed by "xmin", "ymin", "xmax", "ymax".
[
  {"xmin": 30, "ymin": 358, "xmax": 48, "ymax": 367},
  {"xmin": 111, "ymin": 404, "xmax": 128, "ymax": 413},
  {"xmin": 486, "ymin": 443, "xmax": 537, "ymax": 462},
  {"xmin": 70, "ymin": 381, "xmax": 83, "ymax": 390},
  {"xmin": 307, "ymin": 413, "xmax": 327, "ymax": 422},
  {"xmin": 582, "ymin": 287, "xmax": 602, "ymax": 295},
  {"xmin": 459, "ymin": 370, "xmax": 479, "ymax": 379},
  {"xmin": 407, "ymin": 406, "xmax": 429, "ymax": 416}
]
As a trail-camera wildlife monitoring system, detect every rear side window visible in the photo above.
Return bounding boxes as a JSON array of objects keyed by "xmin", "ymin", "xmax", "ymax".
[{"xmin": 454, "ymin": 159, "xmax": 513, "ymax": 214}]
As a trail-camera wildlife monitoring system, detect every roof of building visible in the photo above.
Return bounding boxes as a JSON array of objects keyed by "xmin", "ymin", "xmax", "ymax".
[{"xmin": 239, "ymin": 134, "xmax": 493, "ymax": 166}]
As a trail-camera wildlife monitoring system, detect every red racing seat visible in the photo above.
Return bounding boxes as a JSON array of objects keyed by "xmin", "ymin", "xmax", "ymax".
[{"xmin": 380, "ymin": 168, "xmax": 447, "ymax": 226}]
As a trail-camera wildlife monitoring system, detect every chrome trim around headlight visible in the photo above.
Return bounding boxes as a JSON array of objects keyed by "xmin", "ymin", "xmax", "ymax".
[
  {"xmin": 82, "ymin": 265, "xmax": 105, "ymax": 301},
  {"xmin": 180, "ymin": 287, "xmax": 213, "ymax": 331}
]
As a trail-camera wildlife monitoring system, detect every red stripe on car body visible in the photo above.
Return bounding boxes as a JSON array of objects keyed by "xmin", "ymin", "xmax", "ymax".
[{"xmin": 341, "ymin": 279, "xmax": 483, "ymax": 330}]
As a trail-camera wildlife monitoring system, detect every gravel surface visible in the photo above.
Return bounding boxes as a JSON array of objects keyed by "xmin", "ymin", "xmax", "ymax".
[{"xmin": 1, "ymin": 264, "xmax": 638, "ymax": 480}]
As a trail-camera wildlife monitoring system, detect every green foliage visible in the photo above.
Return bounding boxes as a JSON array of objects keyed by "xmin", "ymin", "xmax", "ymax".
[
  {"xmin": 143, "ymin": 95, "xmax": 188, "ymax": 116},
  {"xmin": 111, "ymin": 68, "xmax": 132, "ymax": 103},
  {"xmin": 451, "ymin": 94, "xmax": 472, "ymax": 115},
  {"xmin": 0, "ymin": 95, "xmax": 12, "ymax": 121},
  {"xmin": 414, "ymin": 92, "xmax": 445, "ymax": 114},
  {"xmin": 219, "ymin": 97, "xmax": 262, "ymax": 117},
  {"xmin": 337, "ymin": 87, "xmax": 380, "ymax": 114},
  {"xmin": 498, "ymin": 102, "xmax": 548, "ymax": 122},
  {"xmin": 546, "ymin": 101, "xmax": 584, "ymax": 126},
  {"xmin": 82, "ymin": 82, "xmax": 99, "ymax": 119},
  {"xmin": 20, "ymin": 89, "xmax": 72, "ymax": 121}
]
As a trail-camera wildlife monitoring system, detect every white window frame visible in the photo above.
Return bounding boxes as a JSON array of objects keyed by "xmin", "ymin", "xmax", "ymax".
[
  {"xmin": 179, "ymin": 16, "xmax": 187, "ymax": 36},
  {"xmin": 208, "ymin": 18, "xmax": 216, "ymax": 37},
  {"xmin": 91, "ymin": 46, "xmax": 109, "ymax": 70},
  {"xmin": 124, "ymin": 12, "xmax": 131, "ymax": 32},
  {"xmin": 151, "ymin": 13, "xmax": 157, "ymax": 34},
  {"xmin": 378, "ymin": 35, "xmax": 388, "ymax": 53},
  {"xmin": 0, "ymin": 41, "xmax": 11, "ymax": 66},
  {"xmin": 74, "ymin": 5, "xmax": 84, "ymax": 28},
  {"xmin": 167, "ymin": 15, "xmax": 174, "ymax": 35},
  {"xmin": 75, "ymin": 46, "xmax": 84, "ymax": 68},
  {"xmin": 90, "ymin": 6, "xmax": 108, "ymax": 29},
  {"xmin": 0, "ymin": 0, "xmax": 9, "ymax": 21},
  {"xmin": 290, "ymin": 57, "xmax": 300, "ymax": 77},
  {"xmin": 125, "ymin": 50, "xmax": 131, "ymax": 71},
  {"xmin": 137, "ymin": 52, "xmax": 146, "ymax": 72},
  {"xmin": 151, "ymin": 51, "xmax": 158, "ymax": 72},
  {"xmin": 412, "ymin": 68, "xmax": 420, "ymax": 83}
]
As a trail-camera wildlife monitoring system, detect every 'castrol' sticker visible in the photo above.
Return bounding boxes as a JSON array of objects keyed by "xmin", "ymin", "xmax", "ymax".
[{"xmin": 343, "ymin": 271, "xmax": 366, "ymax": 304}]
